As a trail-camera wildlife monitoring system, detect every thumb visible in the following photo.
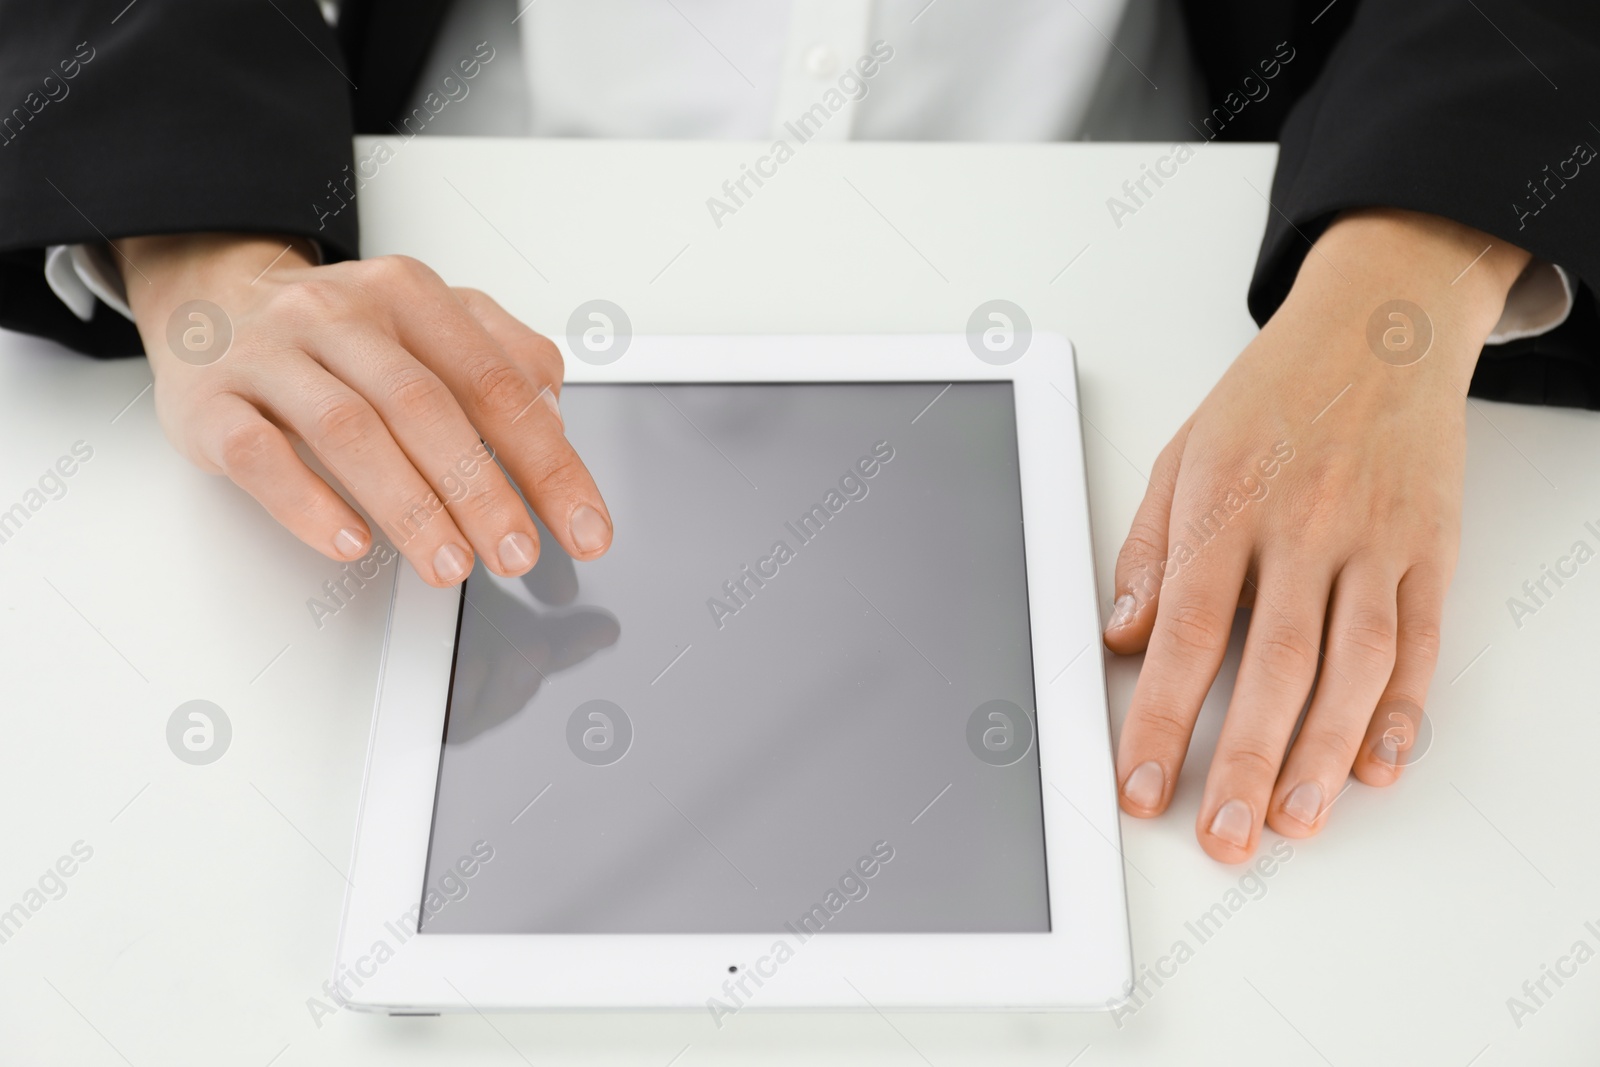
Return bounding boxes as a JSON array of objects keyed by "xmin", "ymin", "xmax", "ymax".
[{"xmin": 1104, "ymin": 423, "xmax": 1190, "ymax": 654}]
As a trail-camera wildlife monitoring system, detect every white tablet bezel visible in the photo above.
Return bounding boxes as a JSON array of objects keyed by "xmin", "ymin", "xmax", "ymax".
[{"xmin": 335, "ymin": 333, "xmax": 1131, "ymax": 1013}]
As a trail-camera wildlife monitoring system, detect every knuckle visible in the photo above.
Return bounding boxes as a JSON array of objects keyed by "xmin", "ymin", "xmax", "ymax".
[
  {"xmin": 527, "ymin": 330, "xmax": 562, "ymax": 367},
  {"xmin": 1220, "ymin": 741, "xmax": 1283, "ymax": 781},
  {"xmin": 454, "ymin": 287, "xmax": 499, "ymax": 324},
  {"xmin": 517, "ymin": 442, "xmax": 589, "ymax": 502},
  {"xmin": 310, "ymin": 392, "xmax": 375, "ymax": 453},
  {"xmin": 1400, "ymin": 617, "xmax": 1443, "ymax": 661},
  {"xmin": 1129, "ymin": 703, "xmax": 1192, "ymax": 748},
  {"xmin": 1251, "ymin": 620, "xmax": 1319, "ymax": 685},
  {"xmin": 271, "ymin": 278, "xmax": 342, "ymax": 326},
  {"xmin": 1117, "ymin": 529, "xmax": 1166, "ymax": 573},
  {"xmin": 1288, "ymin": 722, "xmax": 1351, "ymax": 767},
  {"xmin": 532, "ymin": 344, "xmax": 565, "ymax": 386},
  {"xmin": 215, "ymin": 420, "xmax": 276, "ymax": 476},
  {"xmin": 382, "ymin": 365, "xmax": 451, "ymax": 425},
  {"xmin": 455, "ymin": 287, "xmax": 500, "ymax": 322},
  {"xmin": 1117, "ymin": 564, "xmax": 1164, "ymax": 606},
  {"xmin": 287, "ymin": 481, "xmax": 345, "ymax": 530},
  {"xmin": 351, "ymin": 254, "xmax": 438, "ymax": 300},
  {"xmin": 465, "ymin": 357, "xmax": 533, "ymax": 420},
  {"xmin": 1160, "ymin": 599, "xmax": 1229, "ymax": 659},
  {"xmin": 457, "ymin": 478, "xmax": 509, "ymax": 525},
  {"xmin": 375, "ymin": 253, "xmax": 433, "ymax": 285},
  {"xmin": 1339, "ymin": 608, "xmax": 1397, "ymax": 665},
  {"xmin": 506, "ymin": 329, "xmax": 565, "ymax": 384}
]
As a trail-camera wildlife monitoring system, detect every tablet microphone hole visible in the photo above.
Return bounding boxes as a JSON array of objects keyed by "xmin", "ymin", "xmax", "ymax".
[{"xmin": 728, "ymin": 965, "xmax": 738, "ymax": 973}]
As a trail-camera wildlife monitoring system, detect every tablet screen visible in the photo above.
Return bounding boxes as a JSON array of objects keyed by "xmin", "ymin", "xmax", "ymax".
[{"xmin": 419, "ymin": 382, "xmax": 1048, "ymax": 934}]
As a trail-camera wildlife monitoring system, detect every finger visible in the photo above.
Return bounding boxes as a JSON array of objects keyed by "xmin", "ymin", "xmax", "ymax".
[
  {"xmin": 451, "ymin": 287, "xmax": 611, "ymax": 559},
  {"xmin": 1105, "ymin": 422, "xmax": 1192, "ymax": 654},
  {"xmin": 1266, "ymin": 559, "xmax": 1398, "ymax": 837},
  {"xmin": 250, "ymin": 352, "xmax": 477, "ymax": 588},
  {"xmin": 1197, "ymin": 556, "xmax": 1331, "ymax": 862},
  {"xmin": 312, "ymin": 330, "xmax": 543, "ymax": 579},
  {"xmin": 378, "ymin": 269, "xmax": 611, "ymax": 560},
  {"xmin": 1116, "ymin": 498, "xmax": 1251, "ymax": 819},
  {"xmin": 195, "ymin": 392, "xmax": 373, "ymax": 563},
  {"xmin": 454, "ymin": 287, "xmax": 566, "ymax": 407},
  {"xmin": 1353, "ymin": 563, "xmax": 1446, "ymax": 787}
]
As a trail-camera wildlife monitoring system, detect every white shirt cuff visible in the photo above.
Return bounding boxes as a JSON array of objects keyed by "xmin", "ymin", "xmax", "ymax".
[
  {"xmin": 42, "ymin": 241, "xmax": 1576, "ymax": 346},
  {"xmin": 1485, "ymin": 260, "xmax": 1575, "ymax": 345},
  {"xmin": 45, "ymin": 242, "xmax": 131, "ymax": 322}
]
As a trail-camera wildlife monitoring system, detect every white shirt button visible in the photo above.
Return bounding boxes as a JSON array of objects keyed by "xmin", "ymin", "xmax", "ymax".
[{"xmin": 802, "ymin": 44, "xmax": 839, "ymax": 80}]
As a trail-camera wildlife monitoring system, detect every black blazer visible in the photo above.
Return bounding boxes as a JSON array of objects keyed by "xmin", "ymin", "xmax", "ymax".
[{"xmin": 1, "ymin": 0, "xmax": 1597, "ymax": 408}]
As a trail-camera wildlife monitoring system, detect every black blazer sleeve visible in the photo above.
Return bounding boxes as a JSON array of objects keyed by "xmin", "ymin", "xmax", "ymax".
[
  {"xmin": 1250, "ymin": 0, "xmax": 1600, "ymax": 409},
  {"xmin": 0, "ymin": 0, "xmax": 359, "ymax": 357}
]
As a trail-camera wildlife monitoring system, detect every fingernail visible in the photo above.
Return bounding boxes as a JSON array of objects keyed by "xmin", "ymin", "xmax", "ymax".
[
  {"xmin": 1282, "ymin": 782, "xmax": 1323, "ymax": 827},
  {"xmin": 1372, "ymin": 736, "xmax": 1400, "ymax": 768},
  {"xmin": 334, "ymin": 527, "xmax": 366, "ymax": 559},
  {"xmin": 569, "ymin": 504, "xmax": 610, "ymax": 555},
  {"xmin": 1208, "ymin": 799, "xmax": 1253, "ymax": 847},
  {"xmin": 1122, "ymin": 761, "xmax": 1164, "ymax": 809},
  {"xmin": 1106, "ymin": 593, "xmax": 1136, "ymax": 632},
  {"xmin": 433, "ymin": 542, "xmax": 470, "ymax": 584},
  {"xmin": 498, "ymin": 531, "xmax": 534, "ymax": 573},
  {"xmin": 541, "ymin": 388, "xmax": 562, "ymax": 427}
]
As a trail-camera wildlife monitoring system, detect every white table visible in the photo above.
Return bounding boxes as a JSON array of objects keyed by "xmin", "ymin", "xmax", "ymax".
[{"xmin": 2, "ymin": 140, "xmax": 1596, "ymax": 1066}]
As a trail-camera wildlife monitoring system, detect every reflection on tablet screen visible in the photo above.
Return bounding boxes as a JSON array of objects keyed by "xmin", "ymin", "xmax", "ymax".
[{"xmin": 420, "ymin": 382, "xmax": 1048, "ymax": 934}]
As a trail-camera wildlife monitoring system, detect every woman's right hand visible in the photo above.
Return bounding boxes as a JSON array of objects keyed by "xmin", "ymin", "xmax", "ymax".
[{"xmin": 113, "ymin": 232, "xmax": 612, "ymax": 586}]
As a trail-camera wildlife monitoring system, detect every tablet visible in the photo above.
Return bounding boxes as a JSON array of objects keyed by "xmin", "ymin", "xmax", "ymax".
[{"xmin": 335, "ymin": 334, "xmax": 1131, "ymax": 1014}]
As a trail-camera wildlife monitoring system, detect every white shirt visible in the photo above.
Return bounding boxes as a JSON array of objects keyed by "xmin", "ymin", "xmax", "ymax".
[
  {"xmin": 407, "ymin": 0, "xmax": 1200, "ymax": 142},
  {"xmin": 47, "ymin": 0, "xmax": 1573, "ymax": 344}
]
